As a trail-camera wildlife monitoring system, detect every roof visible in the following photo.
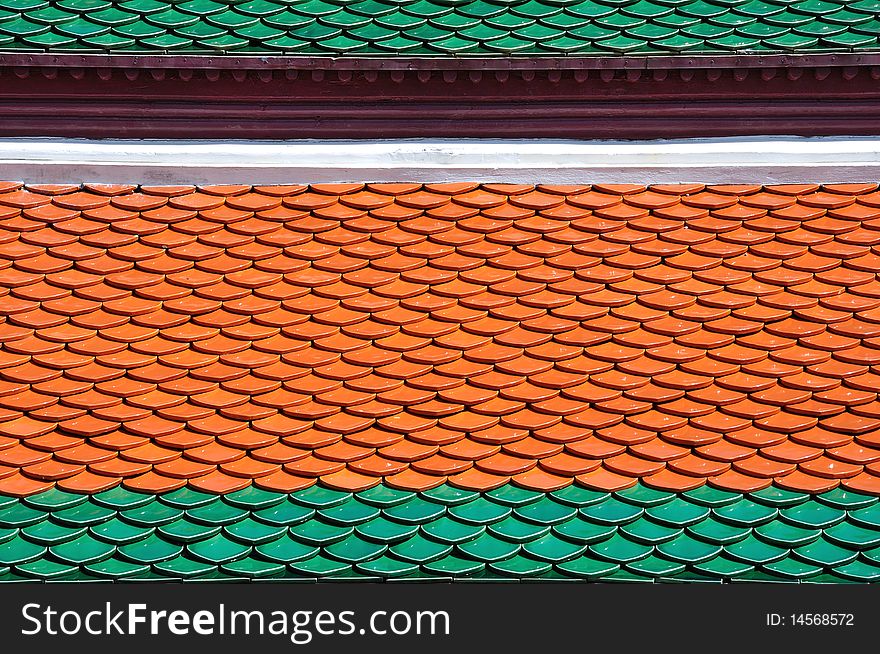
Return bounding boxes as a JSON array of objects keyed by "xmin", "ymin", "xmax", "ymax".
[
  {"xmin": 5, "ymin": 481, "xmax": 880, "ymax": 581},
  {"xmin": 0, "ymin": 0, "xmax": 878, "ymax": 57},
  {"xmin": 1, "ymin": 180, "xmax": 880, "ymax": 582}
]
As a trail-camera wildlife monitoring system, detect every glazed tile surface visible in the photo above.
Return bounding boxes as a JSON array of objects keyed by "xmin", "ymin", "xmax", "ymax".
[
  {"xmin": 4, "ymin": 181, "xmax": 880, "ymax": 581},
  {"xmin": 0, "ymin": 0, "xmax": 877, "ymax": 56},
  {"xmin": 3, "ymin": 481, "xmax": 880, "ymax": 582},
  {"xmin": 0, "ymin": 182, "xmax": 879, "ymax": 501}
]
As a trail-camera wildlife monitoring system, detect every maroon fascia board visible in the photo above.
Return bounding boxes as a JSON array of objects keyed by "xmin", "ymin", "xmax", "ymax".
[
  {"xmin": 3, "ymin": 51, "xmax": 880, "ymax": 70},
  {"xmin": 1, "ymin": 52, "xmax": 880, "ymax": 139}
]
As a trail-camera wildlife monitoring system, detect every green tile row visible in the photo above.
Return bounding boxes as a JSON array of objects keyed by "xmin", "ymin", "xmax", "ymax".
[
  {"xmin": 0, "ymin": 0, "xmax": 876, "ymax": 55},
  {"xmin": 1, "ymin": 482, "xmax": 880, "ymax": 582}
]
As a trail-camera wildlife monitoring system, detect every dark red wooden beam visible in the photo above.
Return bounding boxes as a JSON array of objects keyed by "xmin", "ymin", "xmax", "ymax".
[{"xmin": 1, "ymin": 58, "xmax": 878, "ymax": 139}]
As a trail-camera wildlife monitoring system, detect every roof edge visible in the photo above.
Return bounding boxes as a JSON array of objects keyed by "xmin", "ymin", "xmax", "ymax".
[
  {"xmin": 3, "ymin": 136, "xmax": 880, "ymax": 185},
  {"xmin": 2, "ymin": 51, "xmax": 880, "ymax": 71}
]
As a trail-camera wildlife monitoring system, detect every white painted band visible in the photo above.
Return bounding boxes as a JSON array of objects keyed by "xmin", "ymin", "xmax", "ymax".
[{"xmin": 0, "ymin": 136, "xmax": 877, "ymax": 184}]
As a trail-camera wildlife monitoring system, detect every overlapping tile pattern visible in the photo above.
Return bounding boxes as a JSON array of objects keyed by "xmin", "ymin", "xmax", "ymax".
[
  {"xmin": 0, "ymin": 0, "xmax": 878, "ymax": 56},
  {"xmin": 0, "ymin": 182, "xmax": 879, "ymax": 502},
  {"xmin": 4, "ymin": 482, "xmax": 880, "ymax": 582}
]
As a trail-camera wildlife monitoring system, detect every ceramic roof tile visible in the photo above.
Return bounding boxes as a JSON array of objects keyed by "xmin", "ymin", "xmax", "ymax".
[
  {"xmin": 1, "ymin": 181, "xmax": 880, "ymax": 581},
  {"xmin": 0, "ymin": 0, "xmax": 870, "ymax": 57}
]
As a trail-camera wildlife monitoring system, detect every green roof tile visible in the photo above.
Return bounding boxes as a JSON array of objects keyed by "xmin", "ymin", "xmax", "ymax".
[
  {"xmin": 0, "ymin": 527, "xmax": 16, "ymax": 544},
  {"xmin": 522, "ymin": 533, "xmax": 587, "ymax": 561},
  {"xmin": 185, "ymin": 501, "xmax": 245, "ymax": 526},
  {"xmin": 817, "ymin": 488, "xmax": 878, "ymax": 511},
  {"xmin": 84, "ymin": 558, "xmax": 150, "ymax": 579},
  {"xmin": 724, "ymin": 534, "xmax": 788, "ymax": 565},
  {"xmin": 514, "ymin": 497, "xmax": 576, "ymax": 524},
  {"xmin": 20, "ymin": 521, "xmax": 86, "ymax": 546},
  {"xmin": 794, "ymin": 538, "xmax": 858, "ymax": 567},
  {"xmin": 489, "ymin": 516, "xmax": 551, "ymax": 543},
  {"xmin": 858, "ymin": 544, "xmax": 880, "ymax": 565},
  {"xmin": 383, "ymin": 497, "xmax": 445, "ymax": 524},
  {"xmin": 764, "ymin": 31, "xmax": 819, "ymax": 49},
  {"xmin": 580, "ymin": 498, "xmax": 643, "ymax": 525},
  {"xmin": 687, "ymin": 517, "xmax": 750, "ymax": 545},
  {"xmin": 588, "ymin": 533, "xmax": 652, "ymax": 563},
  {"xmin": 390, "ymin": 533, "xmax": 452, "ymax": 562},
  {"xmin": 849, "ymin": 503, "xmax": 880, "ymax": 529},
  {"xmin": 121, "ymin": 501, "xmax": 182, "ymax": 526},
  {"xmin": 755, "ymin": 520, "xmax": 821, "ymax": 548},
  {"xmin": 236, "ymin": 0, "xmax": 284, "ymax": 17},
  {"xmin": 420, "ymin": 485, "xmax": 476, "ymax": 506},
  {"xmin": 355, "ymin": 517, "xmax": 419, "ymax": 543},
  {"xmin": 762, "ymin": 557, "xmax": 822, "ymax": 579},
  {"xmin": 186, "ymin": 533, "xmax": 251, "ymax": 564},
  {"xmin": 262, "ymin": 9, "xmax": 311, "ymax": 28},
  {"xmin": 422, "ymin": 554, "xmax": 485, "ymax": 576},
  {"xmin": 223, "ymin": 486, "xmax": 285, "ymax": 510},
  {"xmin": 356, "ymin": 555, "xmax": 419, "ymax": 577},
  {"xmin": 324, "ymin": 534, "xmax": 387, "ymax": 563},
  {"xmin": 781, "ymin": 503, "xmax": 846, "ymax": 530},
  {"xmin": 158, "ymin": 518, "xmax": 222, "ymax": 543},
  {"xmin": 0, "ymin": 0, "xmax": 47, "ymax": 11},
  {"xmin": 485, "ymin": 484, "xmax": 542, "ymax": 507},
  {"xmin": 823, "ymin": 30, "xmax": 877, "ymax": 47},
  {"xmin": 824, "ymin": 521, "xmax": 880, "ymax": 550},
  {"xmin": 550, "ymin": 485, "xmax": 608, "ymax": 507},
  {"xmin": 656, "ymin": 533, "xmax": 722, "ymax": 563},
  {"xmin": 2, "ymin": 481, "xmax": 880, "ymax": 581},
  {"xmin": 713, "ymin": 499, "xmax": 777, "ymax": 527},
  {"xmin": 89, "ymin": 518, "xmax": 153, "ymax": 545},
  {"xmin": 16, "ymin": 558, "xmax": 78, "ymax": 579},
  {"xmin": 645, "ymin": 498, "xmax": 710, "ymax": 526},
  {"xmin": 118, "ymin": 534, "xmax": 184, "ymax": 564},
  {"xmin": 92, "ymin": 486, "xmax": 155, "ymax": 510},
  {"xmin": 221, "ymin": 558, "xmax": 285, "ymax": 577},
  {"xmin": 111, "ymin": 19, "xmax": 164, "ymax": 36},
  {"xmin": 53, "ymin": 503, "xmax": 114, "ymax": 527},
  {"xmin": 835, "ymin": 559, "xmax": 880, "ymax": 582},
  {"xmin": 153, "ymin": 556, "xmax": 217, "ymax": 578},
  {"xmin": 223, "ymin": 518, "xmax": 287, "ymax": 545},
  {"xmin": 0, "ymin": 0, "xmax": 869, "ymax": 55},
  {"xmin": 318, "ymin": 500, "xmax": 380, "ymax": 526},
  {"xmin": 420, "ymin": 516, "xmax": 484, "ymax": 544},
  {"xmin": 552, "ymin": 517, "xmax": 616, "ymax": 544},
  {"xmin": 254, "ymin": 535, "xmax": 318, "ymax": 563},
  {"xmin": 28, "ymin": 7, "xmax": 76, "ymax": 24},
  {"xmin": 50, "ymin": 534, "xmax": 115, "ymax": 565},
  {"xmin": 489, "ymin": 554, "xmax": 552, "ymax": 577},
  {"xmin": 0, "ymin": 536, "xmax": 46, "ymax": 566},
  {"xmin": 693, "ymin": 554, "xmax": 754, "ymax": 577},
  {"xmin": 158, "ymin": 487, "xmax": 217, "ymax": 509},
  {"xmin": 457, "ymin": 532, "xmax": 519, "ymax": 562},
  {"xmin": 253, "ymin": 500, "xmax": 315, "ymax": 526},
  {"xmin": 89, "ymin": 6, "xmax": 141, "ymax": 25},
  {"xmin": 555, "ymin": 556, "xmax": 620, "ymax": 578},
  {"xmin": 626, "ymin": 555, "xmax": 686, "ymax": 577},
  {"xmin": 682, "ymin": 485, "xmax": 741, "ymax": 508},
  {"xmin": 292, "ymin": 486, "xmax": 352, "ymax": 509},
  {"xmin": 263, "ymin": 34, "xmax": 308, "ymax": 49},
  {"xmin": 289, "ymin": 520, "xmax": 353, "ymax": 546},
  {"xmin": 57, "ymin": 0, "xmax": 109, "ymax": 11},
  {"xmin": 357, "ymin": 485, "xmax": 415, "ymax": 508},
  {"xmin": 620, "ymin": 518, "xmax": 682, "ymax": 544},
  {"xmin": 618, "ymin": 488, "xmax": 680, "ymax": 512}
]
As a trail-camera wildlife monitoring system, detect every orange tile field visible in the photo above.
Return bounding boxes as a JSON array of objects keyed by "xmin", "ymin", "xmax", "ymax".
[{"xmin": 0, "ymin": 180, "xmax": 880, "ymax": 500}]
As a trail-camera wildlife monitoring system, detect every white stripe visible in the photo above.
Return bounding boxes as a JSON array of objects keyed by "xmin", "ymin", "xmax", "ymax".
[{"xmin": 0, "ymin": 136, "xmax": 877, "ymax": 184}]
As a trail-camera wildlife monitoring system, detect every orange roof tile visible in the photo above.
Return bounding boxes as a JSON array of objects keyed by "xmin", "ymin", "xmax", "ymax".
[{"xmin": 0, "ymin": 182, "xmax": 879, "ymax": 498}]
